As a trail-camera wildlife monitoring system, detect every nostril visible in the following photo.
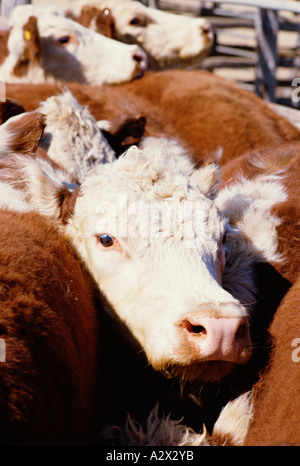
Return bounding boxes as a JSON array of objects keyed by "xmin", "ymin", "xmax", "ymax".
[
  {"xmin": 235, "ymin": 322, "xmax": 249, "ymax": 341},
  {"xmin": 201, "ymin": 24, "xmax": 211, "ymax": 34},
  {"xmin": 133, "ymin": 53, "xmax": 142, "ymax": 63},
  {"xmin": 184, "ymin": 320, "xmax": 207, "ymax": 336}
]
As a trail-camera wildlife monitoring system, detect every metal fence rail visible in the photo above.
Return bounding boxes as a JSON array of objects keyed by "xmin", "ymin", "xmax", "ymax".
[{"xmin": 142, "ymin": 0, "xmax": 300, "ymax": 108}]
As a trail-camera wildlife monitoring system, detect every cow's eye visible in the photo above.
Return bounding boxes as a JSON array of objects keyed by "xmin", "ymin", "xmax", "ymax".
[
  {"xmin": 57, "ymin": 35, "xmax": 71, "ymax": 45},
  {"xmin": 222, "ymin": 233, "xmax": 227, "ymax": 245},
  {"xmin": 99, "ymin": 233, "xmax": 114, "ymax": 247},
  {"xmin": 129, "ymin": 16, "xmax": 146, "ymax": 26}
]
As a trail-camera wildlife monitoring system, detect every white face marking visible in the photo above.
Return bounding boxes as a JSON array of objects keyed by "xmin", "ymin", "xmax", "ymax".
[{"xmin": 64, "ymin": 147, "xmax": 247, "ymax": 378}]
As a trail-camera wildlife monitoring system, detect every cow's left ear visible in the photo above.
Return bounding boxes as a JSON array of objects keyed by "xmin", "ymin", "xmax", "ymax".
[
  {"xmin": 76, "ymin": 5, "xmax": 116, "ymax": 39},
  {"xmin": 190, "ymin": 162, "xmax": 221, "ymax": 199},
  {"xmin": 13, "ymin": 16, "xmax": 41, "ymax": 77},
  {"xmin": 190, "ymin": 148, "xmax": 223, "ymax": 199},
  {"xmin": 0, "ymin": 154, "xmax": 80, "ymax": 223}
]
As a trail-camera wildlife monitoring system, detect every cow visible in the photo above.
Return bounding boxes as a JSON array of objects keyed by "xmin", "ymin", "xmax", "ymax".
[
  {"xmin": 0, "ymin": 5, "xmax": 147, "ymax": 85},
  {"xmin": 5, "ymin": 70, "xmax": 300, "ymax": 165},
  {"xmin": 69, "ymin": 0, "xmax": 213, "ymax": 69},
  {"xmin": 0, "ymin": 139, "xmax": 289, "ymax": 387}
]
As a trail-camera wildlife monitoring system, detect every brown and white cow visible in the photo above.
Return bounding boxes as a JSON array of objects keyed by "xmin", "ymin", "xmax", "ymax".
[
  {"xmin": 0, "ymin": 140, "xmax": 289, "ymax": 385},
  {"xmin": 5, "ymin": 70, "xmax": 300, "ymax": 165},
  {"xmin": 0, "ymin": 5, "xmax": 147, "ymax": 85},
  {"xmin": 70, "ymin": 0, "xmax": 213, "ymax": 69}
]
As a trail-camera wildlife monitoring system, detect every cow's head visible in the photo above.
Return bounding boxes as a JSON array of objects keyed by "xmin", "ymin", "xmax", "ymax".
[
  {"xmin": 0, "ymin": 5, "xmax": 147, "ymax": 85},
  {"xmin": 73, "ymin": 0, "xmax": 213, "ymax": 69},
  {"xmin": 1, "ymin": 144, "xmax": 256, "ymax": 383}
]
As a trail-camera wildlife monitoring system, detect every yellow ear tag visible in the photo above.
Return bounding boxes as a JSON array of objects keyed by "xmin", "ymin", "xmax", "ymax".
[{"xmin": 24, "ymin": 30, "xmax": 31, "ymax": 41}]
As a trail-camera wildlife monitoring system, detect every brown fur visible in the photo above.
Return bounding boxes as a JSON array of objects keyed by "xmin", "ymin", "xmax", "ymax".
[
  {"xmin": 0, "ymin": 209, "xmax": 99, "ymax": 445},
  {"xmin": 0, "ymin": 99, "xmax": 25, "ymax": 125},
  {"xmin": 244, "ymin": 276, "xmax": 300, "ymax": 446},
  {"xmin": 13, "ymin": 16, "xmax": 41, "ymax": 77},
  {"xmin": 5, "ymin": 70, "xmax": 300, "ymax": 165},
  {"xmin": 5, "ymin": 111, "xmax": 46, "ymax": 155}
]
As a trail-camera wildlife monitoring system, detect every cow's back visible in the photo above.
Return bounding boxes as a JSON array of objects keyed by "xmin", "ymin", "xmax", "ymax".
[
  {"xmin": 0, "ymin": 210, "xmax": 98, "ymax": 445},
  {"xmin": 244, "ymin": 276, "xmax": 300, "ymax": 446}
]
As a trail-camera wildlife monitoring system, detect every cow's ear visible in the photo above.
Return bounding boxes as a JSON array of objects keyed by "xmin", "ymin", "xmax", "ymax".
[
  {"xmin": 77, "ymin": 5, "xmax": 116, "ymax": 39},
  {"xmin": 58, "ymin": 184, "xmax": 81, "ymax": 224},
  {"xmin": 1, "ymin": 111, "xmax": 46, "ymax": 156},
  {"xmin": 0, "ymin": 154, "xmax": 80, "ymax": 223},
  {"xmin": 190, "ymin": 162, "xmax": 221, "ymax": 199},
  {"xmin": 13, "ymin": 16, "xmax": 41, "ymax": 77}
]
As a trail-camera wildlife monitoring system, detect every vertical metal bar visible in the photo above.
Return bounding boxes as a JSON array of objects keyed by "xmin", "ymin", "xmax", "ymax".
[
  {"xmin": 0, "ymin": 0, "xmax": 31, "ymax": 18},
  {"xmin": 255, "ymin": 8, "xmax": 278, "ymax": 102}
]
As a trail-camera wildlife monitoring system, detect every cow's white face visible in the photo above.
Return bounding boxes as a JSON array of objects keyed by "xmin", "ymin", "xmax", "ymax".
[
  {"xmin": 66, "ymin": 146, "xmax": 251, "ymax": 382},
  {"xmin": 79, "ymin": 0, "xmax": 213, "ymax": 69},
  {"xmin": 4, "ymin": 5, "xmax": 147, "ymax": 84}
]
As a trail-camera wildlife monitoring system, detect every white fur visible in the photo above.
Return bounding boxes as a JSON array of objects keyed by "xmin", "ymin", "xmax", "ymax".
[
  {"xmin": 38, "ymin": 90, "xmax": 116, "ymax": 183},
  {"xmin": 102, "ymin": 391, "xmax": 253, "ymax": 446},
  {"xmin": 74, "ymin": 0, "xmax": 213, "ymax": 69},
  {"xmin": 0, "ymin": 5, "xmax": 146, "ymax": 85},
  {"xmin": 102, "ymin": 405, "xmax": 210, "ymax": 446}
]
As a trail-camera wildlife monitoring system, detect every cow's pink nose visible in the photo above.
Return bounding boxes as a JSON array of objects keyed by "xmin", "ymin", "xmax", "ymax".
[{"xmin": 181, "ymin": 314, "xmax": 251, "ymax": 364}]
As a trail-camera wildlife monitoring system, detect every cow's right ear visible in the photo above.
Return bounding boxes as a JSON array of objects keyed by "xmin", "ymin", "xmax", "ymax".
[
  {"xmin": 190, "ymin": 162, "xmax": 221, "ymax": 199},
  {"xmin": 13, "ymin": 16, "xmax": 41, "ymax": 77},
  {"xmin": 0, "ymin": 154, "xmax": 80, "ymax": 223}
]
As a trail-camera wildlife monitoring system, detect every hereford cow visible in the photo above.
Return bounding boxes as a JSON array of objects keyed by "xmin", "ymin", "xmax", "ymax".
[
  {"xmin": 6, "ymin": 70, "xmax": 300, "ymax": 165},
  {"xmin": 1, "ymin": 142, "xmax": 288, "ymax": 383},
  {"xmin": 0, "ymin": 5, "xmax": 147, "ymax": 85},
  {"xmin": 69, "ymin": 0, "xmax": 213, "ymax": 69}
]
